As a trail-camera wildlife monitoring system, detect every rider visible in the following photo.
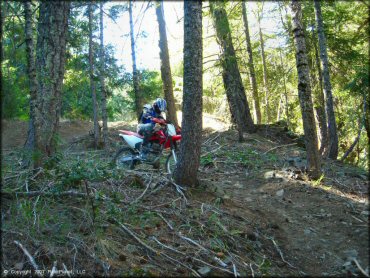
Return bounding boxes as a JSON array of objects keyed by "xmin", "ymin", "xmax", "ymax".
[{"xmin": 137, "ymin": 98, "xmax": 167, "ymax": 160}]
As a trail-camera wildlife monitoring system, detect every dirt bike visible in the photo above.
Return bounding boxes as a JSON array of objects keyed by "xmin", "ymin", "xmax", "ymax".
[{"xmin": 113, "ymin": 118, "xmax": 181, "ymax": 175}]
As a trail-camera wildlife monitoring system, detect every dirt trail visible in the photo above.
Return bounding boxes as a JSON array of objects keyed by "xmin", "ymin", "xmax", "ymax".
[{"xmin": 197, "ymin": 128, "xmax": 369, "ymax": 276}]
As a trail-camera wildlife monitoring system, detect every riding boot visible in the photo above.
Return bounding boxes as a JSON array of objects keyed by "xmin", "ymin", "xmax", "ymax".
[{"xmin": 140, "ymin": 144, "xmax": 150, "ymax": 160}]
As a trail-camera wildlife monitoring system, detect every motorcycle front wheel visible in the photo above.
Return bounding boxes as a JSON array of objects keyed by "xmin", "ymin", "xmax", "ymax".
[
  {"xmin": 165, "ymin": 149, "xmax": 179, "ymax": 176},
  {"xmin": 113, "ymin": 147, "xmax": 136, "ymax": 170}
]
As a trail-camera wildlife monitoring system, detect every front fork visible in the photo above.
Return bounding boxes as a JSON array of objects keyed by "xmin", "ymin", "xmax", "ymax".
[
  {"xmin": 172, "ymin": 149, "xmax": 178, "ymax": 163},
  {"xmin": 169, "ymin": 138, "xmax": 178, "ymax": 163}
]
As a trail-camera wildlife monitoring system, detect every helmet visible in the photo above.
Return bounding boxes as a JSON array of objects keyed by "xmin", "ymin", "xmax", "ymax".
[{"xmin": 153, "ymin": 98, "xmax": 167, "ymax": 112}]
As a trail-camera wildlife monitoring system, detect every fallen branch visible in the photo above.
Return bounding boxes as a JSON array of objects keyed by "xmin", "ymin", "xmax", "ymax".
[
  {"xmin": 66, "ymin": 235, "xmax": 110, "ymax": 275},
  {"xmin": 270, "ymin": 238, "xmax": 297, "ymax": 269},
  {"xmin": 178, "ymin": 234, "xmax": 207, "ymax": 251},
  {"xmin": 152, "ymin": 236, "xmax": 233, "ymax": 275},
  {"xmin": 84, "ymin": 180, "xmax": 96, "ymax": 223},
  {"xmin": 151, "ymin": 236, "xmax": 183, "ymax": 255},
  {"xmin": 130, "ymin": 174, "xmax": 153, "ymax": 204},
  {"xmin": 201, "ymin": 144, "xmax": 225, "ymax": 158},
  {"xmin": 263, "ymin": 143, "xmax": 297, "ymax": 155},
  {"xmin": 14, "ymin": 240, "xmax": 39, "ymax": 271},
  {"xmin": 114, "ymin": 219, "xmax": 157, "ymax": 253},
  {"xmin": 113, "ymin": 219, "xmax": 200, "ymax": 277},
  {"xmin": 353, "ymin": 258, "xmax": 369, "ymax": 277},
  {"xmin": 248, "ymin": 262, "xmax": 254, "ymax": 277},
  {"xmin": 165, "ymin": 176, "xmax": 188, "ymax": 205},
  {"xmin": 148, "ymin": 197, "xmax": 182, "ymax": 209},
  {"xmin": 203, "ymin": 133, "xmax": 220, "ymax": 145},
  {"xmin": 2, "ymin": 190, "xmax": 88, "ymax": 198},
  {"xmin": 3, "ymin": 167, "xmax": 37, "ymax": 181},
  {"xmin": 156, "ymin": 213, "xmax": 174, "ymax": 230}
]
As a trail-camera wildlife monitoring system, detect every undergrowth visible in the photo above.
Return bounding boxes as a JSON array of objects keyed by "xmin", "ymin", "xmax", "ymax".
[{"xmin": 1, "ymin": 147, "xmax": 295, "ymax": 277}]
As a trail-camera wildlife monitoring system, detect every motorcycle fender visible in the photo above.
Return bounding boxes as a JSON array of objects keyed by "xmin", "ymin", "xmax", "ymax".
[
  {"xmin": 120, "ymin": 134, "xmax": 143, "ymax": 149},
  {"xmin": 172, "ymin": 135, "xmax": 181, "ymax": 142}
]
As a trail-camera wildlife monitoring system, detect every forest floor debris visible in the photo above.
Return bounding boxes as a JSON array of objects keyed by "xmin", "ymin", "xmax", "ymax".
[{"xmin": 1, "ymin": 120, "xmax": 369, "ymax": 276}]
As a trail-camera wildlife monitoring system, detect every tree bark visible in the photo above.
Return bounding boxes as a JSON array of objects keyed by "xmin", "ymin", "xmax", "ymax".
[
  {"xmin": 129, "ymin": 0, "xmax": 143, "ymax": 119},
  {"xmin": 314, "ymin": 0, "xmax": 338, "ymax": 159},
  {"xmin": 257, "ymin": 8, "xmax": 270, "ymax": 124},
  {"xmin": 155, "ymin": 0, "xmax": 178, "ymax": 127},
  {"xmin": 99, "ymin": 2, "xmax": 108, "ymax": 146},
  {"xmin": 24, "ymin": 1, "xmax": 37, "ymax": 154},
  {"xmin": 33, "ymin": 1, "xmax": 70, "ymax": 165},
  {"xmin": 88, "ymin": 3, "xmax": 100, "ymax": 149},
  {"xmin": 290, "ymin": 0, "xmax": 321, "ymax": 178},
  {"xmin": 242, "ymin": 1, "xmax": 261, "ymax": 124},
  {"xmin": 210, "ymin": 1, "xmax": 255, "ymax": 138},
  {"xmin": 174, "ymin": 0, "xmax": 203, "ymax": 186}
]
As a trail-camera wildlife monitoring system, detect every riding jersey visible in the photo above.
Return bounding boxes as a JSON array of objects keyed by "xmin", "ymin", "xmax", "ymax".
[{"xmin": 139, "ymin": 105, "xmax": 165, "ymax": 125}]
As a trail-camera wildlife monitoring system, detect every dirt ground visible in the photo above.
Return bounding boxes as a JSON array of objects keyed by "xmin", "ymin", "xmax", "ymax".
[{"xmin": 1, "ymin": 119, "xmax": 369, "ymax": 276}]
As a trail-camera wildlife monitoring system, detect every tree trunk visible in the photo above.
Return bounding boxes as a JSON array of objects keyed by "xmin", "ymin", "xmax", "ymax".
[
  {"xmin": 88, "ymin": 3, "xmax": 100, "ymax": 149},
  {"xmin": 33, "ymin": 1, "xmax": 70, "ymax": 165},
  {"xmin": 290, "ymin": 0, "xmax": 321, "ymax": 179},
  {"xmin": 210, "ymin": 1, "xmax": 255, "ymax": 137},
  {"xmin": 276, "ymin": 94, "xmax": 283, "ymax": 122},
  {"xmin": 314, "ymin": 0, "xmax": 338, "ymax": 159},
  {"xmin": 257, "ymin": 9, "xmax": 270, "ymax": 124},
  {"xmin": 242, "ymin": 1, "xmax": 261, "ymax": 124},
  {"xmin": 312, "ymin": 26, "xmax": 329, "ymax": 155},
  {"xmin": 340, "ymin": 124, "xmax": 363, "ymax": 162},
  {"xmin": 99, "ymin": 2, "xmax": 108, "ymax": 146},
  {"xmin": 341, "ymin": 99, "xmax": 366, "ymax": 162},
  {"xmin": 24, "ymin": 1, "xmax": 37, "ymax": 155},
  {"xmin": 1, "ymin": 2, "xmax": 6, "ymax": 69},
  {"xmin": 365, "ymin": 93, "xmax": 370, "ymax": 172},
  {"xmin": 129, "ymin": 0, "xmax": 142, "ymax": 119},
  {"xmin": 174, "ymin": 0, "xmax": 203, "ymax": 186},
  {"xmin": 155, "ymin": 0, "xmax": 178, "ymax": 127},
  {"xmin": 279, "ymin": 49, "xmax": 290, "ymax": 127}
]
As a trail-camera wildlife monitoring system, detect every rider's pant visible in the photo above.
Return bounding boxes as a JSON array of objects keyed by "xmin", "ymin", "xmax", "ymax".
[{"xmin": 137, "ymin": 123, "xmax": 154, "ymax": 148}]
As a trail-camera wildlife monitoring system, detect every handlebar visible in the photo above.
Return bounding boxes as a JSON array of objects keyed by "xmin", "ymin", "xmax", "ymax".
[{"xmin": 152, "ymin": 117, "xmax": 167, "ymax": 125}]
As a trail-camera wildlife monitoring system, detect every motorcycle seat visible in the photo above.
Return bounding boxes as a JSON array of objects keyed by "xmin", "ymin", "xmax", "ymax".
[{"xmin": 119, "ymin": 130, "xmax": 144, "ymax": 139}]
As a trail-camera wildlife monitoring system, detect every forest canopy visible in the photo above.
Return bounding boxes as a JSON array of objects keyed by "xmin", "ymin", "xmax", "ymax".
[{"xmin": 1, "ymin": 0, "xmax": 369, "ymax": 169}]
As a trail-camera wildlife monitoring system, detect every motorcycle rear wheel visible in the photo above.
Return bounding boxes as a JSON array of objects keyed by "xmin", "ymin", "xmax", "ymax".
[{"xmin": 113, "ymin": 147, "xmax": 136, "ymax": 170}]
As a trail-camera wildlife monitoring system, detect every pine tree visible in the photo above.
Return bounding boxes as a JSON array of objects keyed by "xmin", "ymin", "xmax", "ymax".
[
  {"xmin": 174, "ymin": 0, "xmax": 203, "ymax": 186},
  {"xmin": 155, "ymin": 0, "xmax": 178, "ymax": 127},
  {"xmin": 24, "ymin": 1, "xmax": 37, "ymax": 154},
  {"xmin": 99, "ymin": 2, "xmax": 108, "ymax": 146},
  {"xmin": 33, "ymin": 1, "xmax": 70, "ymax": 165},
  {"xmin": 129, "ymin": 0, "xmax": 143, "ymax": 119},
  {"xmin": 88, "ymin": 2, "xmax": 100, "ymax": 149}
]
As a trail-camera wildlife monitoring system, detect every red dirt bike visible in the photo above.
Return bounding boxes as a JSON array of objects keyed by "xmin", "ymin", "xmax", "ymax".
[{"xmin": 113, "ymin": 118, "xmax": 181, "ymax": 174}]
